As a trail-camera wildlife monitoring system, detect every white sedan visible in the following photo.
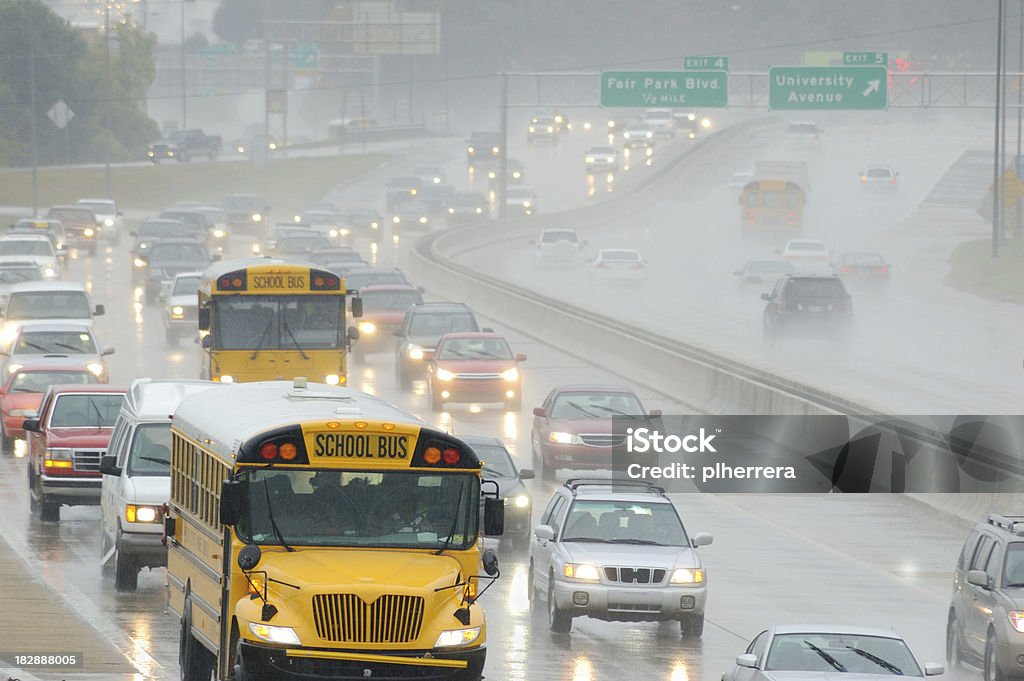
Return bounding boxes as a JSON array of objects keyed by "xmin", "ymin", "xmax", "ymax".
[
  {"xmin": 589, "ymin": 248, "xmax": 648, "ymax": 282},
  {"xmin": 778, "ymin": 239, "xmax": 833, "ymax": 274},
  {"xmin": 722, "ymin": 624, "xmax": 943, "ymax": 681}
]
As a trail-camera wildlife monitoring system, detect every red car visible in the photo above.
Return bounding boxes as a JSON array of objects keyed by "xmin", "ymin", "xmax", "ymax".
[
  {"xmin": 530, "ymin": 384, "xmax": 660, "ymax": 480},
  {"xmin": 352, "ymin": 284, "xmax": 424, "ymax": 361},
  {"xmin": 23, "ymin": 384, "xmax": 127, "ymax": 522},
  {"xmin": 426, "ymin": 332, "xmax": 526, "ymax": 412},
  {"xmin": 0, "ymin": 365, "xmax": 99, "ymax": 452}
]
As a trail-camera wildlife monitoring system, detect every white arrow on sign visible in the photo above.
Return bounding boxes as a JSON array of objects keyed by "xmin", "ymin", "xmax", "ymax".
[
  {"xmin": 862, "ymin": 80, "xmax": 880, "ymax": 97},
  {"xmin": 47, "ymin": 99, "xmax": 74, "ymax": 129}
]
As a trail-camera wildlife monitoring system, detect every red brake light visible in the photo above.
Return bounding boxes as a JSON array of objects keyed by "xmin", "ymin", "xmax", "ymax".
[
  {"xmin": 596, "ymin": 263, "xmax": 611, "ymax": 269},
  {"xmin": 839, "ymin": 266, "xmax": 853, "ymax": 273},
  {"xmin": 890, "ymin": 177, "xmax": 897, "ymax": 184},
  {"xmin": 442, "ymin": 447, "xmax": 461, "ymax": 465},
  {"xmin": 874, "ymin": 265, "xmax": 889, "ymax": 273},
  {"xmin": 259, "ymin": 443, "xmax": 278, "ymax": 460}
]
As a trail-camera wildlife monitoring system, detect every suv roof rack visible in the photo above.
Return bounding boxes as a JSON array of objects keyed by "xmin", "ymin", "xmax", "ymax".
[
  {"xmin": 563, "ymin": 478, "xmax": 665, "ymax": 495},
  {"xmin": 987, "ymin": 514, "xmax": 1024, "ymax": 535}
]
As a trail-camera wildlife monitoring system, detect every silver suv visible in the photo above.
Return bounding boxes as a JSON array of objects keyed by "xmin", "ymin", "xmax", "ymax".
[
  {"xmin": 947, "ymin": 514, "xmax": 1024, "ymax": 681},
  {"xmin": 528, "ymin": 479, "xmax": 712, "ymax": 638}
]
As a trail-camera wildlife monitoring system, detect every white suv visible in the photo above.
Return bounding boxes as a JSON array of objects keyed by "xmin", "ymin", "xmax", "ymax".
[
  {"xmin": 643, "ymin": 109, "xmax": 676, "ymax": 138},
  {"xmin": 529, "ymin": 479, "xmax": 712, "ymax": 638}
]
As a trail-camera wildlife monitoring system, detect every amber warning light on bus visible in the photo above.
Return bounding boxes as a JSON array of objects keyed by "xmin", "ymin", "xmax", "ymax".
[
  {"xmin": 217, "ymin": 270, "xmax": 247, "ymax": 291},
  {"xmin": 237, "ymin": 425, "xmax": 310, "ymax": 464},
  {"xmin": 310, "ymin": 269, "xmax": 340, "ymax": 291}
]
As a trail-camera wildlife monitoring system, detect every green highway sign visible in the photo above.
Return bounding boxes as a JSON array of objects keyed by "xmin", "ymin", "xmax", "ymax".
[
  {"xmin": 685, "ymin": 55, "xmax": 729, "ymax": 72},
  {"xmin": 601, "ymin": 71, "xmax": 728, "ymax": 108},
  {"xmin": 843, "ymin": 51, "xmax": 888, "ymax": 66},
  {"xmin": 768, "ymin": 66, "xmax": 887, "ymax": 110}
]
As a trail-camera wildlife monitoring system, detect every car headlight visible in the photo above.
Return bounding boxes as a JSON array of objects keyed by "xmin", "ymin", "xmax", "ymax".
[
  {"xmin": 467, "ymin": 145, "xmax": 475, "ymax": 154},
  {"xmin": 249, "ymin": 623, "xmax": 301, "ymax": 646},
  {"xmin": 104, "ymin": 217, "xmax": 115, "ymax": 227},
  {"xmin": 508, "ymin": 494, "xmax": 530, "ymax": 509},
  {"xmin": 670, "ymin": 568, "xmax": 705, "ymax": 584},
  {"xmin": 432, "ymin": 177, "xmax": 441, "ymax": 184},
  {"xmin": 407, "ymin": 345, "xmax": 424, "ymax": 360},
  {"xmin": 268, "ymin": 142, "xmax": 278, "ymax": 150},
  {"xmin": 646, "ymin": 147, "xmax": 654, "ymax": 156},
  {"xmin": 87, "ymin": 362, "xmax": 105, "ymax": 377},
  {"xmin": 409, "ymin": 188, "xmax": 417, "ymax": 196},
  {"xmin": 585, "ymin": 156, "xmax": 595, "ymax": 163},
  {"xmin": 435, "ymin": 368, "xmax": 455, "ymax": 382},
  {"xmin": 167, "ymin": 150, "xmax": 175, "ymax": 156},
  {"xmin": 126, "ymin": 504, "xmax": 160, "ymax": 523},
  {"xmin": 501, "ymin": 367, "xmax": 519, "ymax": 382},
  {"xmin": 548, "ymin": 431, "xmax": 582, "ymax": 445},
  {"xmin": 522, "ymin": 201, "xmax": 532, "ymax": 208},
  {"xmin": 513, "ymin": 171, "xmax": 522, "ymax": 179},
  {"xmin": 237, "ymin": 145, "xmax": 246, "ymax": 153},
  {"xmin": 701, "ymin": 117, "xmax": 711, "ymax": 128},
  {"xmin": 358, "ymin": 321, "xmax": 376, "ymax": 334},
  {"xmin": 147, "ymin": 150, "xmax": 155, "ymax": 156},
  {"xmin": 563, "ymin": 563, "xmax": 600, "ymax": 581},
  {"xmin": 434, "ymin": 626, "xmax": 480, "ymax": 648},
  {"xmin": 393, "ymin": 215, "xmax": 401, "ymax": 224},
  {"xmin": 171, "ymin": 305, "xmax": 185, "ymax": 319},
  {"xmin": 325, "ymin": 374, "xmax": 340, "ymax": 385},
  {"xmin": 218, "ymin": 375, "xmax": 234, "ymax": 383},
  {"xmin": 134, "ymin": 258, "xmax": 147, "ymax": 268},
  {"xmin": 547, "ymin": 126, "xmax": 554, "ymax": 133},
  {"xmin": 491, "ymin": 146, "xmax": 500, "ymax": 154},
  {"xmin": 84, "ymin": 227, "xmax": 95, "ymax": 237},
  {"xmin": 488, "ymin": 170, "xmax": 497, "ymax": 179},
  {"xmin": 293, "ymin": 215, "xmax": 302, "ymax": 222},
  {"xmin": 419, "ymin": 216, "xmax": 428, "ymax": 224},
  {"xmin": 44, "ymin": 447, "xmax": 73, "ymax": 468},
  {"xmin": 251, "ymin": 243, "xmax": 262, "ymax": 254},
  {"xmin": 252, "ymin": 213, "xmax": 263, "ymax": 222},
  {"xmin": 43, "ymin": 266, "xmax": 57, "ymax": 279},
  {"xmin": 329, "ymin": 229, "xmax": 339, "ymax": 237},
  {"xmin": 370, "ymin": 221, "xmax": 379, "ymax": 229},
  {"xmin": 475, "ymin": 207, "xmax": 483, "ymax": 214},
  {"xmin": 1010, "ymin": 611, "xmax": 1024, "ymax": 634},
  {"xmin": 448, "ymin": 207, "xmax": 455, "ymax": 214},
  {"xmin": 213, "ymin": 229, "xmax": 226, "ymax": 239},
  {"xmin": 645, "ymin": 131, "xmax": 653, "ymax": 139}
]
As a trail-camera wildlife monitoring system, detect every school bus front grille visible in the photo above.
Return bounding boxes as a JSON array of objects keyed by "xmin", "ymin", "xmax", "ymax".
[{"xmin": 313, "ymin": 594, "xmax": 424, "ymax": 644}]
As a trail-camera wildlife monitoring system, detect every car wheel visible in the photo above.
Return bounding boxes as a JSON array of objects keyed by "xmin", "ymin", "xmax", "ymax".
[
  {"xmin": 1, "ymin": 422, "xmax": 13, "ymax": 454},
  {"xmin": 528, "ymin": 562, "xmax": 544, "ymax": 619},
  {"xmin": 680, "ymin": 613, "xmax": 704, "ymax": 639},
  {"xmin": 100, "ymin": 522, "xmax": 114, "ymax": 574},
  {"xmin": 27, "ymin": 466, "xmax": 38, "ymax": 512},
  {"xmin": 113, "ymin": 530, "xmax": 139, "ymax": 592},
  {"xmin": 40, "ymin": 499, "xmax": 60, "ymax": 523},
  {"xmin": 947, "ymin": 614, "xmax": 964, "ymax": 669},
  {"xmin": 985, "ymin": 632, "xmax": 1005, "ymax": 681},
  {"xmin": 179, "ymin": 600, "xmax": 215, "ymax": 681},
  {"xmin": 548, "ymin": 577, "xmax": 572, "ymax": 633}
]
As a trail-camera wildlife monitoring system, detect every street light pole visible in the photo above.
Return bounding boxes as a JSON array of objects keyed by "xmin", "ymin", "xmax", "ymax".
[
  {"xmin": 27, "ymin": 3, "xmax": 38, "ymax": 215},
  {"xmin": 104, "ymin": 1, "xmax": 112, "ymax": 198},
  {"xmin": 181, "ymin": 0, "xmax": 187, "ymax": 127},
  {"xmin": 993, "ymin": 0, "xmax": 1005, "ymax": 257}
]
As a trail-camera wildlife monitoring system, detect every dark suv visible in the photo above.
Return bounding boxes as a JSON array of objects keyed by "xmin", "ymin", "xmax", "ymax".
[
  {"xmin": 393, "ymin": 303, "xmax": 483, "ymax": 389},
  {"xmin": 947, "ymin": 514, "xmax": 1024, "ymax": 681},
  {"xmin": 761, "ymin": 275, "xmax": 852, "ymax": 340}
]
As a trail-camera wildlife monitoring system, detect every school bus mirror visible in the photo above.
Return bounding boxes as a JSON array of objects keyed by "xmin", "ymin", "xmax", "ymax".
[
  {"xmin": 347, "ymin": 326, "xmax": 360, "ymax": 342},
  {"xmin": 198, "ymin": 307, "xmax": 211, "ymax": 331},
  {"xmin": 201, "ymin": 335, "xmax": 213, "ymax": 349},
  {"xmin": 220, "ymin": 479, "xmax": 243, "ymax": 526},
  {"xmin": 238, "ymin": 543, "xmax": 262, "ymax": 571},
  {"xmin": 483, "ymin": 498, "xmax": 504, "ymax": 537},
  {"xmin": 22, "ymin": 418, "xmax": 40, "ymax": 433},
  {"xmin": 350, "ymin": 296, "xmax": 364, "ymax": 318},
  {"xmin": 482, "ymin": 547, "xmax": 500, "ymax": 577},
  {"xmin": 99, "ymin": 454, "xmax": 122, "ymax": 476}
]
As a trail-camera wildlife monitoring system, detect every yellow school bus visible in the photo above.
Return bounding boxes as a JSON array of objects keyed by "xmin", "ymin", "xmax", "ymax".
[
  {"xmin": 739, "ymin": 180, "xmax": 806, "ymax": 232},
  {"xmin": 197, "ymin": 258, "xmax": 362, "ymax": 385},
  {"xmin": 165, "ymin": 380, "xmax": 503, "ymax": 681}
]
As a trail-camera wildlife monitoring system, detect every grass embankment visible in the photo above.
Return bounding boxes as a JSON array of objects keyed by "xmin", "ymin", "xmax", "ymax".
[
  {"xmin": 946, "ymin": 238, "xmax": 1024, "ymax": 303},
  {"xmin": 0, "ymin": 153, "xmax": 388, "ymax": 216}
]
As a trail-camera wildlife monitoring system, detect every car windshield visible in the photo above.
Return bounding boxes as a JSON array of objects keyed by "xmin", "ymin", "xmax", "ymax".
[
  {"xmin": 49, "ymin": 393, "xmax": 123, "ymax": 428},
  {"xmin": 789, "ymin": 242, "xmax": 826, "ymax": 252},
  {"xmin": 127, "ymin": 423, "xmax": 172, "ymax": 476},
  {"xmin": 360, "ymin": 290, "xmax": 423, "ymax": 311},
  {"xmin": 0, "ymin": 241, "xmax": 53, "ymax": 256},
  {"xmin": 197, "ymin": 208, "xmax": 227, "ymax": 223},
  {"xmin": 541, "ymin": 231, "xmax": 578, "ymax": 243},
  {"xmin": 275, "ymin": 236, "xmax": 330, "ymax": 253},
  {"xmin": 10, "ymin": 370, "xmax": 97, "ymax": 392},
  {"xmin": 223, "ymin": 196, "xmax": 264, "ymax": 210},
  {"xmin": 749, "ymin": 261, "xmax": 795, "ymax": 274},
  {"xmin": 787, "ymin": 279, "xmax": 847, "ymax": 300},
  {"xmin": 765, "ymin": 633, "xmax": 922, "ymax": 675},
  {"xmin": 344, "ymin": 271, "xmax": 409, "ymax": 289},
  {"xmin": 47, "ymin": 209, "xmax": 93, "ymax": 224},
  {"xmin": 600, "ymin": 250, "xmax": 640, "ymax": 262},
  {"xmin": 437, "ymin": 337, "xmax": 512, "ymax": 360},
  {"xmin": 474, "ymin": 444, "xmax": 519, "ymax": 479},
  {"xmin": 562, "ymin": 500, "xmax": 687, "ymax": 545},
  {"xmin": 0, "ymin": 265, "xmax": 42, "ymax": 284},
  {"xmin": 148, "ymin": 242, "xmax": 208, "ymax": 263},
  {"xmin": 159, "ymin": 212, "xmax": 204, "ymax": 227},
  {"xmin": 409, "ymin": 312, "xmax": 477, "ymax": 337},
  {"xmin": 236, "ymin": 470, "xmax": 479, "ymax": 550},
  {"xmin": 171, "ymin": 276, "xmax": 200, "ymax": 297},
  {"xmin": 213, "ymin": 295, "xmax": 342, "ymax": 350},
  {"xmin": 590, "ymin": 147, "xmax": 616, "ymax": 154},
  {"xmin": 139, "ymin": 222, "xmax": 186, "ymax": 239},
  {"xmin": 842, "ymin": 253, "xmax": 886, "ymax": 266},
  {"xmin": 6, "ymin": 291, "xmax": 91, "ymax": 320},
  {"xmin": 312, "ymin": 251, "xmax": 363, "ymax": 265},
  {"xmin": 77, "ymin": 201, "xmax": 114, "ymax": 215},
  {"xmin": 867, "ymin": 168, "xmax": 893, "ymax": 178},
  {"xmin": 16, "ymin": 330, "xmax": 97, "ymax": 354},
  {"xmin": 1004, "ymin": 542, "xmax": 1024, "ymax": 585},
  {"xmin": 550, "ymin": 391, "xmax": 644, "ymax": 418}
]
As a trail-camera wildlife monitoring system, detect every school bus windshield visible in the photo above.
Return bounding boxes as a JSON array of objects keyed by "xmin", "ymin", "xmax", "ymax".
[
  {"xmin": 212, "ymin": 295, "xmax": 343, "ymax": 350},
  {"xmin": 236, "ymin": 469, "xmax": 479, "ymax": 551}
]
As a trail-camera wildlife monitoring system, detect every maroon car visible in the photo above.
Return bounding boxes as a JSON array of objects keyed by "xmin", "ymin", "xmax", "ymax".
[
  {"xmin": 23, "ymin": 384, "xmax": 127, "ymax": 522},
  {"xmin": 0, "ymin": 365, "xmax": 99, "ymax": 451},
  {"xmin": 530, "ymin": 384, "xmax": 659, "ymax": 480},
  {"xmin": 426, "ymin": 332, "xmax": 526, "ymax": 412},
  {"xmin": 352, "ymin": 284, "xmax": 423, "ymax": 361}
]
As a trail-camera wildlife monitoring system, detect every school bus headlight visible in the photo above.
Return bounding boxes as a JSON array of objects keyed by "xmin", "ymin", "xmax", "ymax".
[
  {"xmin": 249, "ymin": 622, "xmax": 301, "ymax": 646},
  {"xmin": 358, "ymin": 321, "xmax": 376, "ymax": 334},
  {"xmin": 126, "ymin": 504, "xmax": 160, "ymax": 523},
  {"xmin": 435, "ymin": 368, "xmax": 455, "ymax": 382},
  {"xmin": 434, "ymin": 626, "xmax": 480, "ymax": 648},
  {"xmin": 87, "ymin": 362, "xmax": 105, "ymax": 377},
  {"xmin": 501, "ymin": 367, "xmax": 519, "ymax": 382},
  {"xmin": 251, "ymin": 243, "xmax": 262, "ymax": 254},
  {"xmin": 219, "ymin": 375, "xmax": 234, "ymax": 383},
  {"xmin": 171, "ymin": 305, "xmax": 185, "ymax": 319},
  {"xmin": 324, "ymin": 374, "xmax": 340, "ymax": 385},
  {"xmin": 407, "ymin": 345, "xmax": 424, "ymax": 360}
]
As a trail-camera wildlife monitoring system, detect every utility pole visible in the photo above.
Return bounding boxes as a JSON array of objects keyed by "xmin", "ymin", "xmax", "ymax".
[
  {"xmin": 181, "ymin": 0, "xmax": 187, "ymax": 127},
  {"xmin": 1016, "ymin": 0, "xmax": 1023, "ymax": 238},
  {"xmin": 27, "ymin": 2, "xmax": 38, "ymax": 215},
  {"xmin": 498, "ymin": 72, "xmax": 508, "ymax": 220},
  {"xmin": 104, "ymin": 1, "xmax": 112, "ymax": 198},
  {"xmin": 993, "ymin": 0, "xmax": 1005, "ymax": 257}
]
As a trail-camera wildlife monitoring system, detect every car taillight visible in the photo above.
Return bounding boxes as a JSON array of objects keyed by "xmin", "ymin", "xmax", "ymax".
[
  {"xmin": 839, "ymin": 266, "xmax": 854, "ymax": 273},
  {"xmin": 890, "ymin": 177, "xmax": 897, "ymax": 184},
  {"xmin": 874, "ymin": 265, "xmax": 889, "ymax": 273},
  {"xmin": 596, "ymin": 263, "xmax": 611, "ymax": 269},
  {"xmin": 861, "ymin": 176, "xmax": 867, "ymax": 182}
]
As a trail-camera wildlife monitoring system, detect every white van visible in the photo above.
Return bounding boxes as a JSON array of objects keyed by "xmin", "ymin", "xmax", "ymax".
[
  {"xmin": 99, "ymin": 378, "xmax": 217, "ymax": 591},
  {"xmin": 1, "ymin": 281, "xmax": 105, "ymax": 344}
]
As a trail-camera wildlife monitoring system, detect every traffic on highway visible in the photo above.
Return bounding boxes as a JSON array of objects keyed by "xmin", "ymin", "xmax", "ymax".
[{"xmin": 0, "ymin": 3, "xmax": 1022, "ymax": 681}]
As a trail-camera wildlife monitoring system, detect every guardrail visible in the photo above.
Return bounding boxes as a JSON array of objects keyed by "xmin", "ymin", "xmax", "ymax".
[{"xmin": 403, "ymin": 117, "xmax": 1024, "ymax": 520}]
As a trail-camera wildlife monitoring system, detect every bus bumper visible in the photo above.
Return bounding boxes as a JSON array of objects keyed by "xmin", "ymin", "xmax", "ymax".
[{"xmin": 238, "ymin": 641, "xmax": 486, "ymax": 681}]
